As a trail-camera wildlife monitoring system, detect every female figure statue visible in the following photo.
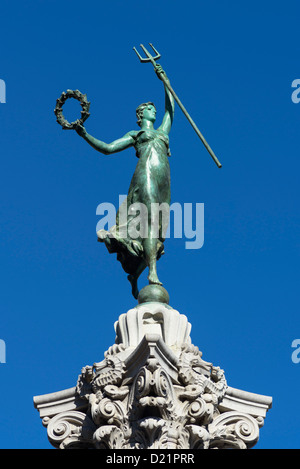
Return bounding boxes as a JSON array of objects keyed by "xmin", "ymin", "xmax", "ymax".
[{"xmin": 74, "ymin": 65, "xmax": 174, "ymax": 299}]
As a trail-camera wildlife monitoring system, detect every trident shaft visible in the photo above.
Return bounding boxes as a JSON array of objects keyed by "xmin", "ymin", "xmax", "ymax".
[{"xmin": 133, "ymin": 43, "xmax": 222, "ymax": 169}]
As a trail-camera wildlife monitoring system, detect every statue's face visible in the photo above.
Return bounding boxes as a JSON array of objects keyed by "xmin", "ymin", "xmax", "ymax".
[{"xmin": 142, "ymin": 104, "xmax": 156, "ymax": 123}]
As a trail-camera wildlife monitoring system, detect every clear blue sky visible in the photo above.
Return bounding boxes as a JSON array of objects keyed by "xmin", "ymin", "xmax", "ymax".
[{"xmin": 1, "ymin": 0, "xmax": 299, "ymax": 449}]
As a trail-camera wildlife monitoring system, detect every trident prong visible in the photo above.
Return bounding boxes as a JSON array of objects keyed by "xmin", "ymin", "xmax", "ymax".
[
  {"xmin": 133, "ymin": 43, "xmax": 161, "ymax": 64},
  {"xmin": 133, "ymin": 43, "xmax": 222, "ymax": 168}
]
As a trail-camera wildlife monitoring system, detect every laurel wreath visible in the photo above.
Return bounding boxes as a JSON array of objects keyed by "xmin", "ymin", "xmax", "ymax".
[{"xmin": 54, "ymin": 89, "xmax": 90, "ymax": 129}]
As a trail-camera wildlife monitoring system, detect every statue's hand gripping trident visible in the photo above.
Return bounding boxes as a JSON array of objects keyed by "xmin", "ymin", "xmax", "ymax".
[{"xmin": 133, "ymin": 43, "xmax": 222, "ymax": 168}]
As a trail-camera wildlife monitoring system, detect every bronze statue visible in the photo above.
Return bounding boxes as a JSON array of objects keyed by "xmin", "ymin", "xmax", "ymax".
[
  {"xmin": 74, "ymin": 64, "xmax": 174, "ymax": 299},
  {"xmin": 54, "ymin": 44, "xmax": 221, "ymax": 300}
]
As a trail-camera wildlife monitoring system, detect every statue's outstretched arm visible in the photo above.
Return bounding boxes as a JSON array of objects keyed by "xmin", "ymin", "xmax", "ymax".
[
  {"xmin": 75, "ymin": 124, "xmax": 135, "ymax": 155},
  {"xmin": 156, "ymin": 65, "xmax": 175, "ymax": 135}
]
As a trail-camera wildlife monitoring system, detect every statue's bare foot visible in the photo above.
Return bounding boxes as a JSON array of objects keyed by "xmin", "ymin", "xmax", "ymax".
[
  {"xmin": 148, "ymin": 272, "xmax": 162, "ymax": 286},
  {"xmin": 127, "ymin": 274, "xmax": 139, "ymax": 299}
]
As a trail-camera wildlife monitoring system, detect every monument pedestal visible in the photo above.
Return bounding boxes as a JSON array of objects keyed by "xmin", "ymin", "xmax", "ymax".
[{"xmin": 34, "ymin": 301, "xmax": 272, "ymax": 449}]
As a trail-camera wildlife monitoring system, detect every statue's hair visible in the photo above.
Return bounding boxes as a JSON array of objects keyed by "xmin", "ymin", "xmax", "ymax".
[{"xmin": 136, "ymin": 102, "xmax": 156, "ymax": 127}]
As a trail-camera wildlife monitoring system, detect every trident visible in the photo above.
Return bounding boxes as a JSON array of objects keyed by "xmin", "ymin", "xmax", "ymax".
[{"xmin": 133, "ymin": 43, "xmax": 222, "ymax": 169}]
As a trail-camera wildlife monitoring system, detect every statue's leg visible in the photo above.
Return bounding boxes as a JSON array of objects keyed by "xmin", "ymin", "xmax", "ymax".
[{"xmin": 143, "ymin": 237, "xmax": 162, "ymax": 286}]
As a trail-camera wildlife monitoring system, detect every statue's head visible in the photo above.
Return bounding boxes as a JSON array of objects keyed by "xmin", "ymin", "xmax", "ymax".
[{"xmin": 136, "ymin": 102, "xmax": 156, "ymax": 127}]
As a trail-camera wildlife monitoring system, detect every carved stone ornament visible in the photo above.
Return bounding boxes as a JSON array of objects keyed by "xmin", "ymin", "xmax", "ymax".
[{"xmin": 34, "ymin": 303, "xmax": 272, "ymax": 449}]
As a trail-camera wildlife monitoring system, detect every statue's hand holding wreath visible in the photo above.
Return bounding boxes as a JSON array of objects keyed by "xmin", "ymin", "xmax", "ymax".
[{"xmin": 73, "ymin": 120, "xmax": 87, "ymax": 137}]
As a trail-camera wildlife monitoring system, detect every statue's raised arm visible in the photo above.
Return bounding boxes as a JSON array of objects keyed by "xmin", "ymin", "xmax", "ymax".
[{"xmin": 156, "ymin": 64, "xmax": 175, "ymax": 135}]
